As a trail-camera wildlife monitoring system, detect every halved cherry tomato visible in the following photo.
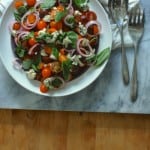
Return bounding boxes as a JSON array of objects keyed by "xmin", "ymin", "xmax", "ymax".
[
  {"xmin": 28, "ymin": 37, "xmax": 37, "ymax": 46},
  {"xmin": 59, "ymin": 54, "xmax": 68, "ymax": 63},
  {"xmin": 57, "ymin": 5, "xmax": 64, "ymax": 11},
  {"xmin": 13, "ymin": 22, "xmax": 21, "ymax": 30},
  {"xmin": 86, "ymin": 11, "xmax": 97, "ymax": 21},
  {"xmin": 36, "ymin": 20, "xmax": 47, "ymax": 30},
  {"xmin": 14, "ymin": 1, "xmax": 24, "ymax": 9},
  {"xmin": 40, "ymin": 83, "xmax": 49, "ymax": 93},
  {"xmin": 44, "ymin": 46, "xmax": 52, "ymax": 55},
  {"xmin": 42, "ymin": 67, "xmax": 52, "ymax": 78},
  {"xmin": 50, "ymin": 21, "xmax": 62, "ymax": 30},
  {"xmin": 27, "ymin": 14, "xmax": 36, "ymax": 24},
  {"xmin": 26, "ymin": 0, "xmax": 36, "ymax": 7},
  {"xmin": 48, "ymin": 28, "xmax": 57, "ymax": 33}
]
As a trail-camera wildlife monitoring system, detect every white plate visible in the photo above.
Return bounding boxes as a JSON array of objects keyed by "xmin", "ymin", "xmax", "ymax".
[{"xmin": 0, "ymin": 0, "xmax": 112, "ymax": 97}]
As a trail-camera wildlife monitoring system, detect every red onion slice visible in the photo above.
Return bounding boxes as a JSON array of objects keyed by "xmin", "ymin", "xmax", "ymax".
[
  {"xmin": 21, "ymin": 11, "xmax": 40, "ymax": 30},
  {"xmin": 85, "ymin": 20, "xmax": 102, "ymax": 37},
  {"xmin": 28, "ymin": 43, "xmax": 40, "ymax": 55},
  {"xmin": 77, "ymin": 38, "xmax": 95, "ymax": 57}
]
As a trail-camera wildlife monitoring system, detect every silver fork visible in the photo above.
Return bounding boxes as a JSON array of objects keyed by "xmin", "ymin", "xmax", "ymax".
[
  {"xmin": 128, "ymin": 7, "xmax": 144, "ymax": 101},
  {"xmin": 111, "ymin": 0, "xmax": 130, "ymax": 85}
]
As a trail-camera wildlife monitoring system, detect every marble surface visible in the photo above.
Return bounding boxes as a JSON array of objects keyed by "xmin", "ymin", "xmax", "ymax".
[{"xmin": 0, "ymin": 0, "xmax": 150, "ymax": 113}]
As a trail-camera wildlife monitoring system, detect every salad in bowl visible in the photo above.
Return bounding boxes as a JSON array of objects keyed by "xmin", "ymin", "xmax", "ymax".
[{"xmin": 9, "ymin": 0, "xmax": 111, "ymax": 94}]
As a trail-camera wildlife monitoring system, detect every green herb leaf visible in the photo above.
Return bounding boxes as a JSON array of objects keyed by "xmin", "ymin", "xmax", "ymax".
[
  {"xmin": 16, "ymin": 45, "xmax": 26, "ymax": 58},
  {"xmin": 66, "ymin": 31, "xmax": 78, "ymax": 48},
  {"xmin": 22, "ymin": 59, "xmax": 33, "ymax": 70},
  {"xmin": 55, "ymin": 9, "xmax": 67, "ymax": 22},
  {"xmin": 51, "ymin": 78, "xmax": 63, "ymax": 88},
  {"xmin": 17, "ymin": 6, "xmax": 27, "ymax": 15},
  {"xmin": 73, "ymin": 0, "xmax": 89, "ymax": 9},
  {"xmin": 52, "ymin": 47, "xmax": 59, "ymax": 59},
  {"xmin": 40, "ymin": 0, "xmax": 56, "ymax": 10},
  {"xmin": 62, "ymin": 59, "xmax": 72, "ymax": 80},
  {"xmin": 14, "ymin": 12, "xmax": 21, "ymax": 22},
  {"xmin": 87, "ymin": 47, "xmax": 110, "ymax": 67}
]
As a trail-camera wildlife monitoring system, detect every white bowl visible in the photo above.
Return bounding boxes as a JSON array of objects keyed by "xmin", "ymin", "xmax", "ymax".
[{"xmin": 0, "ymin": 0, "xmax": 112, "ymax": 97}]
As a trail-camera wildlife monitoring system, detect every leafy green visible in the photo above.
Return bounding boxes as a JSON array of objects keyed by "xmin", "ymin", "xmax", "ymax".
[
  {"xmin": 14, "ymin": 12, "xmax": 21, "ymax": 22},
  {"xmin": 23, "ymin": 32, "xmax": 34, "ymax": 40},
  {"xmin": 87, "ymin": 47, "xmax": 110, "ymax": 67},
  {"xmin": 51, "ymin": 78, "xmax": 63, "ymax": 88},
  {"xmin": 22, "ymin": 59, "xmax": 33, "ymax": 70},
  {"xmin": 59, "ymin": 0, "xmax": 69, "ymax": 3},
  {"xmin": 66, "ymin": 31, "xmax": 78, "ymax": 48},
  {"xmin": 16, "ymin": 45, "xmax": 26, "ymax": 58},
  {"xmin": 73, "ymin": 0, "xmax": 89, "ymax": 9},
  {"xmin": 17, "ymin": 6, "xmax": 27, "ymax": 15},
  {"xmin": 62, "ymin": 59, "xmax": 72, "ymax": 80},
  {"xmin": 40, "ymin": 0, "xmax": 56, "ymax": 10},
  {"xmin": 52, "ymin": 47, "xmax": 59, "ymax": 59},
  {"xmin": 55, "ymin": 9, "xmax": 67, "ymax": 22}
]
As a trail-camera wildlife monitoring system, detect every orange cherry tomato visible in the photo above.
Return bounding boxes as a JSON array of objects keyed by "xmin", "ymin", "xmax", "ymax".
[
  {"xmin": 50, "ymin": 21, "xmax": 62, "ymax": 30},
  {"xmin": 42, "ymin": 67, "xmax": 52, "ymax": 78},
  {"xmin": 27, "ymin": 14, "xmax": 36, "ymax": 24},
  {"xmin": 44, "ymin": 46, "xmax": 52, "ymax": 55},
  {"xmin": 14, "ymin": 1, "xmax": 24, "ymax": 9},
  {"xmin": 48, "ymin": 28, "xmax": 57, "ymax": 33},
  {"xmin": 60, "ymin": 48, "xmax": 65, "ymax": 55},
  {"xmin": 26, "ymin": 0, "xmax": 36, "ymax": 7},
  {"xmin": 59, "ymin": 54, "xmax": 68, "ymax": 63},
  {"xmin": 93, "ymin": 25, "xmax": 99, "ymax": 35},
  {"xmin": 13, "ymin": 22, "xmax": 21, "ymax": 30},
  {"xmin": 28, "ymin": 37, "xmax": 37, "ymax": 46},
  {"xmin": 57, "ymin": 5, "xmax": 64, "ymax": 11},
  {"xmin": 36, "ymin": 20, "xmax": 47, "ymax": 30},
  {"xmin": 40, "ymin": 83, "xmax": 49, "ymax": 93}
]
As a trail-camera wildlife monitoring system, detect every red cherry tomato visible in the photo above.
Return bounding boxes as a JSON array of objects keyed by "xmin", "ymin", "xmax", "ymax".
[
  {"xmin": 40, "ymin": 84, "xmax": 49, "ymax": 93},
  {"xmin": 42, "ymin": 67, "xmax": 52, "ymax": 78}
]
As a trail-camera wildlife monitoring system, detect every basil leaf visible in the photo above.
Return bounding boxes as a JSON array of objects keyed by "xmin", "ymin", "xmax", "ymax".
[
  {"xmin": 74, "ymin": 0, "xmax": 88, "ymax": 9},
  {"xmin": 66, "ymin": 31, "xmax": 78, "ymax": 48},
  {"xmin": 17, "ymin": 6, "xmax": 27, "ymax": 15},
  {"xmin": 16, "ymin": 45, "xmax": 26, "ymax": 58},
  {"xmin": 62, "ymin": 59, "xmax": 72, "ymax": 80},
  {"xmin": 52, "ymin": 47, "xmax": 59, "ymax": 59},
  {"xmin": 55, "ymin": 9, "xmax": 67, "ymax": 22},
  {"xmin": 40, "ymin": 0, "xmax": 56, "ymax": 10},
  {"xmin": 22, "ymin": 59, "xmax": 33, "ymax": 70},
  {"xmin": 14, "ymin": 12, "xmax": 21, "ymax": 22}
]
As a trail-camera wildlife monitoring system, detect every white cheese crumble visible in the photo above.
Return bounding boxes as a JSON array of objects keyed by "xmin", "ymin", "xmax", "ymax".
[
  {"xmin": 26, "ymin": 69, "xmax": 36, "ymax": 80},
  {"xmin": 40, "ymin": 49, "xmax": 48, "ymax": 56},
  {"xmin": 43, "ymin": 15, "xmax": 51, "ymax": 22},
  {"xmin": 74, "ymin": 10, "xmax": 82, "ymax": 16},
  {"xmin": 78, "ymin": 22, "xmax": 87, "ymax": 36},
  {"xmin": 63, "ymin": 36, "xmax": 72, "ymax": 48},
  {"xmin": 38, "ymin": 28, "xmax": 46, "ymax": 35}
]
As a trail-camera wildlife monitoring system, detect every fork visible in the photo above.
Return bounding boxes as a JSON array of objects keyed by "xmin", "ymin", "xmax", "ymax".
[
  {"xmin": 128, "ymin": 7, "xmax": 144, "ymax": 101},
  {"xmin": 111, "ymin": 0, "xmax": 130, "ymax": 85}
]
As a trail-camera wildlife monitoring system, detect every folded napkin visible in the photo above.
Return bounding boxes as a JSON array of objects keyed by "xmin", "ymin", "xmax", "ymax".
[{"xmin": 0, "ymin": 0, "xmax": 141, "ymax": 50}]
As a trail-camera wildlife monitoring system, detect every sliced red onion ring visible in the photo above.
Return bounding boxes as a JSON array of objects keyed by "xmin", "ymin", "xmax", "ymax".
[
  {"xmin": 12, "ymin": 58, "xmax": 22, "ymax": 70},
  {"xmin": 77, "ymin": 38, "xmax": 95, "ymax": 57},
  {"xmin": 34, "ymin": 1, "xmax": 42, "ymax": 10},
  {"xmin": 68, "ymin": 6, "xmax": 74, "ymax": 14},
  {"xmin": 28, "ymin": 43, "xmax": 40, "ymax": 55},
  {"xmin": 15, "ymin": 31, "xmax": 30, "ymax": 46},
  {"xmin": 85, "ymin": 20, "xmax": 102, "ymax": 37},
  {"xmin": 21, "ymin": 11, "xmax": 40, "ymax": 30}
]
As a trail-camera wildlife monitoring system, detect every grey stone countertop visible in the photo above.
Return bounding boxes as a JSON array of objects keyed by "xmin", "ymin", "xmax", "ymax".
[{"xmin": 0, "ymin": 0, "xmax": 150, "ymax": 113}]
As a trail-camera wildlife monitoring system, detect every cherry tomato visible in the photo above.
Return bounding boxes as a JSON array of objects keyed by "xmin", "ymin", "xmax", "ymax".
[
  {"xmin": 13, "ymin": 22, "xmax": 21, "ymax": 30},
  {"xmin": 27, "ymin": 14, "xmax": 36, "ymax": 24},
  {"xmin": 48, "ymin": 28, "xmax": 57, "ymax": 33},
  {"xmin": 59, "ymin": 54, "xmax": 68, "ymax": 63},
  {"xmin": 42, "ymin": 67, "xmax": 52, "ymax": 78},
  {"xmin": 14, "ymin": 1, "xmax": 24, "ymax": 9},
  {"xmin": 50, "ymin": 21, "xmax": 62, "ymax": 30},
  {"xmin": 28, "ymin": 37, "xmax": 37, "ymax": 46},
  {"xmin": 40, "ymin": 83, "xmax": 49, "ymax": 93},
  {"xmin": 26, "ymin": 0, "xmax": 36, "ymax": 7},
  {"xmin": 44, "ymin": 46, "xmax": 52, "ymax": 55},
  {"xmin": 36, "ymin": 20, "xmax": 47, "ymax": 30},
  {"xmin": 75, "ymin": 12, "xmax": 88, "ymax": 24},
  {"xmin": 86, "ymin": 11, "xmax": 97, "ymax": 21}
]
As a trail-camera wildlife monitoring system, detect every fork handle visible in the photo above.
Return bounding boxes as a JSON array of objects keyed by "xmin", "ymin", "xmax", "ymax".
[
  {"xmin": 131, "ymin": 46, "xmax": 138, "ymax": 101},
  {"xmin": 120, "ymin": 25, "xmax": 130, "ymax": 85}
]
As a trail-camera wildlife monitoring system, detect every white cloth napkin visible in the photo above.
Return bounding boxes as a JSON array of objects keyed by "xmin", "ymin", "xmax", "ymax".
[{"xmin": 0, "ymin": 0, "xmax": 141, "ymax": 50}]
